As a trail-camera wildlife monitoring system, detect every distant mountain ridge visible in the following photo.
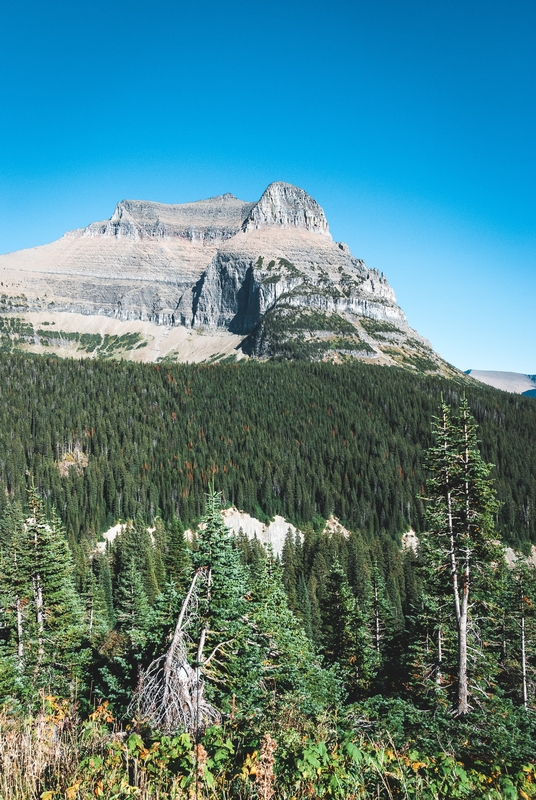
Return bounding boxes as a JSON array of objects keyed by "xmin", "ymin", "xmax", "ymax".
[
  {"xmin": 0, "ymin": 182, "xmax": 456, "ymax": 374},
  {"xmin": 466, "ymin": 370, "xmax": 536, "ymax": 397}
]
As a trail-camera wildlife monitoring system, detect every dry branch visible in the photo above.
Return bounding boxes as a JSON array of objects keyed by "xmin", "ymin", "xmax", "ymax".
[{"xmin": 129, "ymin": 568, "xmax": 221, "ymax": 735}]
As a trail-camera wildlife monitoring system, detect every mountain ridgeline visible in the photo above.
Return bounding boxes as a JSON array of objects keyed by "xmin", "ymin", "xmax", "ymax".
[{"xmin": 0, "ymin": 182, "xmax": 455, "ymax": 373}]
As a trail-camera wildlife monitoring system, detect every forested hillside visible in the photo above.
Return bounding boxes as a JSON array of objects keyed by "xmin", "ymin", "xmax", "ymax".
[
  {"xmin": 0, "ymin": 353, "xmax": 534, "ymax": 550},
  {"xmin": 1, "ymin": 353, "xmax": 536, "ymax": 798}
]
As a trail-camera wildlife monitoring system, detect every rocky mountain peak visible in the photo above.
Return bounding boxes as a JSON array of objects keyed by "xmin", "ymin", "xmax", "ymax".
[
  {"xmin": 242, "ymin": 181, "xmax": 331, "ymax": 238},
  {"xmin": 0, "ymin": 180, "xmax": 457, "ymax": 376}
]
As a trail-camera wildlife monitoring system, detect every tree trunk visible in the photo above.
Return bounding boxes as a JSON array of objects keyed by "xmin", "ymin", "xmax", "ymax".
[
  {"xmin": 521, "ymin": 609, "xmax": 528, "ymax": 709},
  {"xmin": 88, "ymin": 596, "xmax": 94, "ymax": 635},
  {"xmin": 456, "ymin": 408, "xmax": 471, "ymax": 715},
  {"xmin": 32, "ymin": 520, "xmax": 45, "ymax": 673},
  {"xmin": 457, "ymin": 556, "xmax": 470, "ymax": 715},
  {"xmin": 436, "ymin": 626, "xmax": 442, "ymax": 685},
  {"xmin": 33, "ymin": 573, "xmax": 44, "ymax": 671},
  {"xmin": 15, "ymin": 594, "xmax": 23, "ymax": 663}
]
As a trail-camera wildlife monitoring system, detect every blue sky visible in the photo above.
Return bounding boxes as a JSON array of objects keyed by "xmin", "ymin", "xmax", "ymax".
[{"xmin": 1, "ymin": 0, "xmax": 534, "ymax": 372}]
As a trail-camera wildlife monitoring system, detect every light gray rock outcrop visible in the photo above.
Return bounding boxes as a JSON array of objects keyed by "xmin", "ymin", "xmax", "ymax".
[
  {"xmin": 241, "ymin": 182, "xmax": 331, "ymax": 237},
  {"xmin": 466, "ymin": 371, "xmax": 536, "ymax": 396},
  {"xmin": 74, "ymin": 194, "xmax": 254, "ymax": 243}
]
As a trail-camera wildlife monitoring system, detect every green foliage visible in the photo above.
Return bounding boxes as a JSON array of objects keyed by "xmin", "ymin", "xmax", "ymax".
[
  {"xmin": 415, "ymin": 399, "xmax": 503, "ymax": 712},
  {"xmin": 0, "ymin": 355, "xmax": 533, "ymax": 546},
  {"xmin": 0, "ymin": 316, "xmax": 35, "ymax": 351},
  {"xmin": 192, "ymin": 491, "xmax": 262, "ymax": 713},
  {"xmin": 165, "ymin": 516, "xmax": 191, "ymax": 590},
  {"xmin": 76, "ymin": 331, "xmax": 144, "ymax": 354},
  {"xmin": 251, "ymin": 549, "xmax": 341, "ymax": 715},
  {"xmin": 0, "ymin": 381, "xmax": 535, "ymax": 794},
  {"xmin": 381, "ymin": 345, "xmax": 438, "ymax": 372},
  {"xmin": 0, "ymin": 322, "xmax": 143, "ymax": 356},
  {"xmin": 359, "ymin": 318, "xmax": 400, "ymax": 336},
  {"xmin": 37, "ymin": 329, "xmax": 80, "ymax": 342},
  {"xmin": 2, "ymin": 699, "xmax": 536, "ymax": 799},
  {"xmin": 242, "ymin": 305, "xmax": 366, "ymax": 360},
  {"xmin": 0, "ymin": 491, "xmax": 87, "ymax": 700}
]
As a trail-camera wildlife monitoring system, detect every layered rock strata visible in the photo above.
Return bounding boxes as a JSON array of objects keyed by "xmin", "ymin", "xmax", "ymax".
[{"xmin": 0, "ymin": 182, "xmax": 453, "ymax": 373}]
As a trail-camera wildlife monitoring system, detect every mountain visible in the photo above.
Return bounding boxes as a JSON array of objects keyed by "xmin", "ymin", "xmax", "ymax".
[
  {"xmin": 0, "ymin": 181, "xmax": 456, "ymax": 374},
  {"xmin": 466, "ymin": 370, "xmax": 536, "ymax": 397}
]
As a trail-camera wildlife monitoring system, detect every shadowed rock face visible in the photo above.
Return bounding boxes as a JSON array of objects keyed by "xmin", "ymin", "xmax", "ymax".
[{"xmin": 0, "ymin": 181, "xmax": 455, "ymax": 373}]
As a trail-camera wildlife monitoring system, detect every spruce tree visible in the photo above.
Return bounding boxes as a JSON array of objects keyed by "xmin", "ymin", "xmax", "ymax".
[
  {"xmin": 296, "ymin": 573, "xmax": 314, "ymax": 640},
  {"xmin": 165, "ymin": 516, "xmax": 191, "ymax": 590},
  {"xmin": 0, "ymin": 490, "xmax": 87, "ymax": 699},
  {"xmin": 496, "ymin": 560, "xmax": 536, "ymax": 709},
  {"xmin": 115, "ymin": 561, "xmax": 151, "ymax": 643},
  {"xmin": 193, "ymin": 490, "xmax": 252, "ymax": 711},
  {"xmin": 0, "ymin": 503, "xmax": 28, "ymax": 695},
  {"xmin": 423, "ymin": 398, "xmax": 502, "ymax": 715},
  {"xmin": 251, "ymin": 547, "xmax": 340, "ymax": 714},
  {"xmin": 321, "ymin": 558, "xmax": 352, "ymax": 666}
]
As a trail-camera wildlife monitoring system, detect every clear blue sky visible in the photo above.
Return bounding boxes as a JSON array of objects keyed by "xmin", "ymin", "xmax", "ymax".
[{"xmin": 1, "ymin": 0, "xmax": 534, "ymax": 372}]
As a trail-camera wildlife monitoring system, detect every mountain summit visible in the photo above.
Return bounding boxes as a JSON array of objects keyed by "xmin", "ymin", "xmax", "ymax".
[
  {"xmin": 241, "ymin": 182, "xmax": 331, "ymax": 236},
  {"xmin": 0, "ymin": 182, "xmax": 454, "ymax": 373}
]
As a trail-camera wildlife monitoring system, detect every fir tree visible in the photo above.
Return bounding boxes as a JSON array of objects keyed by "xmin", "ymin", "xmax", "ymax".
[
  {"xmin": 321, "ymin": 558, "xmax": 352, "ymax": 666},
  {"xmin": 423, "ymin": 398, "xmax": 502, "ymax": 715},
  {"xmin": 296, "ymin": 573, "xmax": 314, "ymax": 640},
  {"xmin": 193, "ymin": 490, "xmax": 252, "ymax": 711},
  {"xmin": 0, "ymin": 490, "xmax": 87, "ymax": 699},
  {"xmin": 165, "ymin": 516, "xmax": 191, "ymax": 590},
  {"xmin": 251, "ymin": 547, "xmax": 340, "ymax": 714},
  {"xmin": 115, "ymin": 562, "xmax": 150, "ymax": 642}
]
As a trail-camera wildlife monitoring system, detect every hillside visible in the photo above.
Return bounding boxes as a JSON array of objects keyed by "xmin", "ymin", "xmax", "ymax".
[
  {"xmin": 0, "ymin": 353, "xmax": 534, "ymax": 549},
  {"xmin": 1, "ymin": 353, "xmax": 536, "ymax": 799}
]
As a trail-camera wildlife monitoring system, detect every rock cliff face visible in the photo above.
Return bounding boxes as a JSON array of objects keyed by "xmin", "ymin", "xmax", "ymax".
[
  {"xmin": 0, "ymin": 181, "xmax": 455, "ymax": 373},
  {"xmin": 241, "ymin": 182, "xmax": 331, "ymax": 237},
  {"xmin": 77, "ymin": 195, "xmax": 255, "ymax": 244}
]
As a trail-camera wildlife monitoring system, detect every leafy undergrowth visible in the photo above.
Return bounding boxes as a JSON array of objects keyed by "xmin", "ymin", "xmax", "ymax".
[{"xmin": 1, "ymin": 698, "xmax": 535, "ymax": 800}]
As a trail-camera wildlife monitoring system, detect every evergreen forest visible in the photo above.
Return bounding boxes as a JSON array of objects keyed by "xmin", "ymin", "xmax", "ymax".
[{"xmin": 0, "ymin": 352, "xmax": 536, "ymax": 799}]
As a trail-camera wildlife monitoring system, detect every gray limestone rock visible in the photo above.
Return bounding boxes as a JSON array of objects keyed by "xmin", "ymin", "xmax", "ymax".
[
  {"xmin": 241, "ymin": 182, "xmax": 331, "ymax": 237},
  {"xmin": 0, "ymin": 180, "xmax": 453, "ymax": 373}
]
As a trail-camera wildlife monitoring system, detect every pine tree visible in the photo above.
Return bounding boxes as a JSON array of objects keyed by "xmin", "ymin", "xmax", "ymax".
[
  {"xmin": 165, "ymin": 516, "xmax": 191, "ymax": 590},
  {"xmin": 497, "ymin": 560, "xmax": 536, "ymax": 709},
  {"xmin": 151, "ymin": 516, "xmax": 167, "ymax": 590},
  {"xmin": 251, "ymin": 547, "xmax": 340, "ymax": 714},
  {"xmin": 193, "ymin": 490, "xmax": 252, "ymax": 711},
  {"xmin": 114, "ymin": 516, "xmax": 159, "ymax": 607},
  {"xmin": 423, "ymin": 398, "xmax": 502, "ymax": 715},
  {"xmin": 281, "ymin": 529, "xmax": 299, "ymax": 611},
  {"xmin": 296, "ymin": 573, "xmax": 314, "ymax": 640},
  {"xmin": 83, "ymin": 567, "xmax": 112, "ymax": 643},
  {"xmin": 95, "ymin": 552, "xmax": 115, "ymax": 626},
  {"xmin": 321, "ymin": 558, "xmax": 352, "ymax": 666},
  {"xmin": 0, "ymin": 503, "xmax": 28, "ymax": 695},
  {"xmin": 0, "ymin": 490, "xmax": 87, "ymax": 699},
  {"xmin": 115, "ymin": 561, "xmax": 150, "ymax": 642}
]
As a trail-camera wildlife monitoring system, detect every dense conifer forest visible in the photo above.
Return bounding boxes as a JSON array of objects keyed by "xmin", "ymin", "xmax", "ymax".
[
  {"xmin": 0, "ymin": 353, "xmax": 535, "ymax": 547},
  {"xmin": 1, "ymin": 352, "xmax": 535, "ymax": 798}
]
